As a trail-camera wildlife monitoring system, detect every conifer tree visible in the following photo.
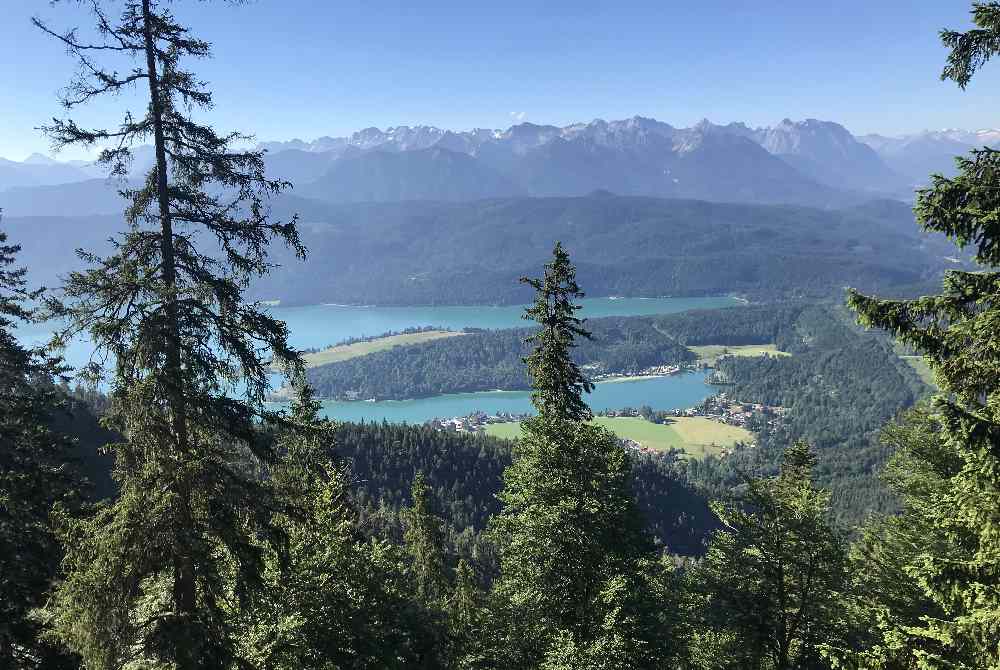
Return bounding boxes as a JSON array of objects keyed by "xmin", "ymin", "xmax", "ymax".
[
  {"xmin": 404, "ymin": 471, "xmax": 450, "ymax": 608},
  {"xmin": 847, "ymin": 3, "xmax": 1000, "ymax": 665},
  {"xmin": 447, "ymin": 557, "xmax": 488, "ymax": 667},
  {"xmin": 520, "ymin": 241, "xmax": 594, "ymax": 423},
  {"xmin": 33, "ymin": 3, "xmax": 306, "ymax": 667},
  {"xmin": 691, "ymin": 442, "xmax": 849, "ymax": 670},
  {"xmin": 241, "ymin": 383, "xmax": 436, "ymax": 669},
  {"xmin": 841, "ymin": 407, "xmax": 974, "ymax": 668},
  {"xmin": 489, "ymin": 243, "xmax": 672, "ymax": 669},
  {"xmin": 0, "ymin": 219, "xmax": 80, "ymax": 668}
]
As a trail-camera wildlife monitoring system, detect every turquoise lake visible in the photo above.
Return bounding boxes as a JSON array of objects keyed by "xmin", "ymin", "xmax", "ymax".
[
  {"xmin": 272, "ymin": 296, "xmax": 738, "ymax": 351},
  {"xmin": 308, "ymin": 371, "xmax": 715, "ymax": 424},
  {"xmin": 17, "ymin": 296, "xmax": 737, "ymax": 423}
]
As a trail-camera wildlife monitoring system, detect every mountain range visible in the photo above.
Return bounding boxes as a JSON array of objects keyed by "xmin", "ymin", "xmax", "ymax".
[
  {"xmin": 3, "ymin": 117, "xmax": 996, "ymax": 215},
  {"xmin": 859, "ymin": 128, "xmax": 1000, "ymax": 183}
]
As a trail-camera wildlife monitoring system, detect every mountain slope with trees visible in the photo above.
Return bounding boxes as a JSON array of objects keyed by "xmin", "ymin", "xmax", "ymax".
[
  {"xmin": 304, "ymin": 304, "xmax": 804, "ymax": 399},
  {"xmin": 254, "ymin": 193, "xmax": 950, "ymax": 305},
  {"xmin": 3, "ymin": 193, "xmax": 953, "ymax": 307}
]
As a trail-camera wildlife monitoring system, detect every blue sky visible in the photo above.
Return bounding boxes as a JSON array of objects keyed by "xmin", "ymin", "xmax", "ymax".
[{"xmin": 2, "ymin": 0, "xmax": 997, "ymax": 160}]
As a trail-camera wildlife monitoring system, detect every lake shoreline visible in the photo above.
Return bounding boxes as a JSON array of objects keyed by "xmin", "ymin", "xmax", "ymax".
[
  {"xmin": 263, "ymin": 293, "xmax": 745, "ymax": 310},
  {"xmin": 299, "ymin": 371, "xmax": 716, "ymax": 425},
  {"xmin": 267, "ymin": 369, "xmax": 711, "ymax": 409},
  {"xmin": 271, "ymin": 369, "xmax": 700, "ymax": 404}
]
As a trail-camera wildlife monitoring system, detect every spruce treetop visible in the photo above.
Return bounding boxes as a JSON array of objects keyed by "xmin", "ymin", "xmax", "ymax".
[{"xmin": 521, "ymin": 242, "xmax": 594, "ymax": 422}]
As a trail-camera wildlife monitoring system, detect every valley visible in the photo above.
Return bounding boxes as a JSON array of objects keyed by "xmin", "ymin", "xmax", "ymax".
[{"xmin": 6, "ymin": 0, "xmax": 1000, "ymax": 665}]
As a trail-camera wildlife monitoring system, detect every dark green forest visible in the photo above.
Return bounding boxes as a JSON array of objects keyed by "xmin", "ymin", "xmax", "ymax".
[
  {"xmin": 334, "ymin": 421, "xmax": 717, "ymax": 559},
  {"xmin": 251, "ymin": 194, "xmax": 953, "ymax": 306},
  {"xmin": 2, "ymin": 193, "xmax": 952, "ymax": 309},
  {"xmin": 308, "ymin": 302, "xmax": 922, "ymax": 526},
  {"xmin": 703, "ymin": 305, "xmax": 927, "ymax": 523},
  {"xmin": 4, "ymin": 2, "xmax": 1000, "ymax": 669}
]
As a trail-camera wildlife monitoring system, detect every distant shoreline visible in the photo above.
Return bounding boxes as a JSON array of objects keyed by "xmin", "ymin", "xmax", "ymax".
[
  {"xmin": 597, "ymin": 374, "xmax": 671, "ymax": 384},
  {"xmin": 270, "ymin": 369, "xmax": 699, "ymax": 404},
  {"xmin": 259, "ymin": 295, "xmax": 742, "ymax": 310}
]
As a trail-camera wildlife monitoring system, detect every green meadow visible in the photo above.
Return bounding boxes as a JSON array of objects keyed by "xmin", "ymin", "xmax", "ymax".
[{"xmin": 485, "ymin": 416, "xmax": 753, "ymax": 459}]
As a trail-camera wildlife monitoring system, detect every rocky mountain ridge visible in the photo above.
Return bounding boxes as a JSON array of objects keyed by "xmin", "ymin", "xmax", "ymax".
[{"xmin": 5, "ymin": 117, "xmax": 995, "ymax": 208}]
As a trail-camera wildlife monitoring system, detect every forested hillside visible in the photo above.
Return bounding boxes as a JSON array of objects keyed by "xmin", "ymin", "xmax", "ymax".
[
  {"xmin": 305, "ymin": 303, "xmax": 802, "ymax": 399},
  {"xmin": 254, "ymin": 194, "xmax": 951, "ymax": 305},
  {"xmin": 336, "ymin": 422, "xmax": 717, "ymax": 558},
  {"xmin": 693, "ymin": 306, "xmax": 926, "ymax": 523},
  {"xmin": 2, "ymin": 193, "xmax": 954, "ymax": 307}
]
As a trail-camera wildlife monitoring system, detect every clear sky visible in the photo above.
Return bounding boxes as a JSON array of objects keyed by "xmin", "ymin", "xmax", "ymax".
[{"xmin": 2, "ymin": 0, "xmax": 997, "ymax": 160}]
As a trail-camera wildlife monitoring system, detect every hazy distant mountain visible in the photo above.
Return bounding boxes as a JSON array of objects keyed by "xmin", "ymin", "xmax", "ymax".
[
  {"xmin": 22, "ymin": 152, "xmax": 58, "ymax": 165},
  {"xmin": 255, "ymin": 116, "xmax": 910, "ymax": 206},
  {"xmin": 665, "ymin": 126, "xmax": 847, "ymax": 205},
  {"xmin": 263, "ymin": 149, "xmax": 341, "ymax": 187},
  {"xmin": 298, "ymin": 146, "xmax": 523, "ymax": 203},
  {"xmin": 0, "ymin": 147, "xmax": 156, "ymax": 192},
  {"xmin": 927, "ymin": 128, "xmax": 1000, "ymax": 145},
  {"xmin": 743, "ymin": 118, "xmax": 906, "ymax": 193},
  {"xmin": 7, "ymin": 116, "xmax": 995, "ymax": 209},
  {"xmin": 282, "ymin": 117, "xmax": 850, "ymax": 207},
  {"xmin": 0, "ymin": 156, "xmax": 94, "ymax": 191},
  {"xmin": 0, "ymin": 178, "xmax": 130, "ymax": 217},
  {"xmin": 860, "ymin": 129, "xmax": 1000, "ymax": 184},
  {"xmin": 258, "ymin": 125, "xmax": 455, "ymax": 157}
]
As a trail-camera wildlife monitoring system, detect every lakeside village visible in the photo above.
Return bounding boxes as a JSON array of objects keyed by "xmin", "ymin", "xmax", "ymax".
[{"xmin": 425, "ymin": 391, "xmax": 788, "ymax": 452}]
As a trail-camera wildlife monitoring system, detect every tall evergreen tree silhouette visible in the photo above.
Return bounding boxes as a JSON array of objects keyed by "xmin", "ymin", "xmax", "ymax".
[
  {"xmin": 520, "ymin": 241, "xmax": 594, "ymax": 422},
  {"xmin": 490, "ymin": 243, "xmax": 672, "ymax": 669},
  {"xmin": 847, "ymin": 3, "xmax": 1000, "ymax": 665},
  {"xmin": 34, "ymin": 2, "xmax": 305, "ymax": 666}
]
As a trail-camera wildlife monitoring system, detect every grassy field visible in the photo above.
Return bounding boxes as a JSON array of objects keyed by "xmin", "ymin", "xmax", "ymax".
[
  {"xmin": 483, "ymin": 422, "xmax": 525, "ymax": 441},
  {"xmin": 485, "ymin": 416, "xmax": 752, "ymax": 459},
  {"xmin": 300, "ymin": 330, "xmax": 465, "ymax": 368},
  {"xmin": 688, "ymin": 343, "xmax": 790, "ymax": 366}
]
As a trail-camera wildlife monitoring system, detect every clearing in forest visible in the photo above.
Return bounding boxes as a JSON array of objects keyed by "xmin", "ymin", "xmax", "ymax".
[
  {"xmin": 485, "ymin": 416, "xmax": 752, "ymax": 459},
  {"xmin": 688, "ymin": 343, "xmax": 790, "ymax": 366},
  {"xmin": 301, "ymin": 330, "xmax": 465, "ymax": 367}
]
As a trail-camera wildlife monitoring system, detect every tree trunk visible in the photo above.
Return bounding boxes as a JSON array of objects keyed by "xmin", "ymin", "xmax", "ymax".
[{"xmin": 141, "ymin": 0, "xmax": 197, "ymax": 627}]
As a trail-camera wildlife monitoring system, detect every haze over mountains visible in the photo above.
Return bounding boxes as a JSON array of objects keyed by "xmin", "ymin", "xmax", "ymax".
[
  {"xmin": 3, "ymin": 116, "xmax": 997, "ymax": 215},
  {"xmin": 859, "ymin": 128, "xmax": 1000, "ymax": 183},
  {"xmin": 0, "ymin": 115, "xmax": 982, "ymax": 306},
  {"xmin": 2, "ymin": 192, "xmax": 959, "ymax": 308}
]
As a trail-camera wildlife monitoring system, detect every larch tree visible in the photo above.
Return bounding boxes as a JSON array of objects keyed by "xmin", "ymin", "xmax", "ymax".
[
  {"xmin": 33, "ymin": 2, "xmax": 307, "ymax": 667},
  {"xmin": 847, "ymin": 2, "xmax": 1000, "ymax": 665},
  {"xmin": 0, "ymin": 218, "xmax": 81, "ymax": 669},
  {"xmin": 488, "ymin": 243, "xmax": 672, "ymax": 669}
]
